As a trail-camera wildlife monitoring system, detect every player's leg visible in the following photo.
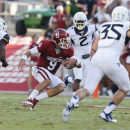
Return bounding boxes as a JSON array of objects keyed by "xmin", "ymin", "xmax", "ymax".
[
  {"xmin": 30, "ymin": 74, "xmax": 65, "ymax": 110},
  {"xmin": 22, "ymin": 67, "xmax": 52, "ymax": 107},
  {"xmin": 62, "ymin": 67, "xmax": 104, "ymax": 122},
  {"xmin": 72, "ymin": 62, "xmax": 83, "ymax": 95},
  {"xmin": 100, "ymin": 60, "xmax": 130, "ymax": 122},
  {"xmin": 27, "ymin": 62, "xmax": 37, "ymax": 94},
  {"xmin": 27, "ymin": 69, "xmax": 33, "ymax": 94},
  {"xmin": 80, "ymin": 58, "xmax": 91, "ymax": 88},
  {"xmin": 106, "ymin": 76, "xmax": 113, "ymax": 97},
  {"xmin": 126, "ymin": 60, "xmax": 130, "ymax": 79}
]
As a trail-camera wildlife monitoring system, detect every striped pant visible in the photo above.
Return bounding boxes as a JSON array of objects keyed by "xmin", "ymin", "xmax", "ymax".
[{"xmin": 32, "ymin": 66, "xmax": 64, "ymax": 88}]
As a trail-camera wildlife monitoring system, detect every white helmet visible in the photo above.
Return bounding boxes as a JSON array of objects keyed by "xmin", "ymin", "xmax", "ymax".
[
  {"xmin": 112, "ymin": 6, "xmax": 129, "ymax": 22},
  {"xmin": 73, "ymin": 12, "xmax": 87, "ymax": 30},
  {"xmin": 0, "ymin": 19, "xmax": 7, "ymax": 32}
]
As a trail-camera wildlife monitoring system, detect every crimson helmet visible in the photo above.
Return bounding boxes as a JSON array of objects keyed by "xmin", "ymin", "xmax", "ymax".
[{"xmin": 52, "ymin": 28, "xmax": 70, "ymax": 49}]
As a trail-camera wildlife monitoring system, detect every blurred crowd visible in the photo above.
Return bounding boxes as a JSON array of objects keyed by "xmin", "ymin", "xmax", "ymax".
[{"xmin": 1, "ymin": 0, "xmax": 130, "ymax": 96}]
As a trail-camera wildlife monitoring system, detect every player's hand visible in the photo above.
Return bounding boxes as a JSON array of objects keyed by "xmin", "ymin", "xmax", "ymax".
[
  {"xmin": 65, "ymin": 58, "xmax": 77, "ymax": 69},
  {"xmin": 18, "ymin": 59, "xmax": 26, "ymax": 70},
  {"xmin": 2, "ymin": 62, "xmax": 9, "ymax": 68}
]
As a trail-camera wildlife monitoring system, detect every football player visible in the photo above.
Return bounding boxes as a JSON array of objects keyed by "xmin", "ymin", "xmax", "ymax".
[
  {"xmin": 64, "ymin": 12, "xmax": 99, "ymax": 107},
  {"xmin": 18, "ymin": 28, "xmax": 81, "ymax": 110},
  {"xmin": 0, "ymin": 19, "xmax": 9, "ymax": 68},
  {"xmin": 62, "ymin": 6, "xmax": 130, "ymax": 122}
]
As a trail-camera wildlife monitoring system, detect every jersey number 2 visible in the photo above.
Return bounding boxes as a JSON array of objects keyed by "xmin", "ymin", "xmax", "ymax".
[
  {"xmin": 79, "ymin": 36, "xmax": 88, "ymax": 46},
  {"xmin": 101, "ymin": 24, "xmax": 123, "ymax": 40}
]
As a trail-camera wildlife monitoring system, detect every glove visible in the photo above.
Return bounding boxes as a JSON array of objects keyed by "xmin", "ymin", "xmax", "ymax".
[{"xmin": 2, "ymin": 62, "xmax": 9, "ymax": 68}]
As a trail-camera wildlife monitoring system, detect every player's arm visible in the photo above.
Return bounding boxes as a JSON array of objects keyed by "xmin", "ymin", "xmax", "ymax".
[
  {"xmin": 70, "ymin": 56, "xmax": 82, "ymax": 68},
  {"xmin": 66, "ymin": 47, "xmax": 82, "ymax": 68},
  {"xmin": 0, "ymin": 40, "xmax": 9, "ymax": 68},
  {"xmin": 64, "ymin": 56, "xmax": 82, "ymax": 69},
  {"xmin": 93, "ymin": 25, "xmax": 99, "ymax": 40},
  {"xmin": 127, "ymin": 30, "xmax": 130, "ymax": 39},
  {"xmin": 18, "ymin": 47, "xmax": 39, "ymax": 70},
  {"xmin": 0, "ymin": 34, "xmax": 10, "ymax": 68},
  {"xmin": 91, "ymin": 35, "xmax": 100, "ymax": 58}
]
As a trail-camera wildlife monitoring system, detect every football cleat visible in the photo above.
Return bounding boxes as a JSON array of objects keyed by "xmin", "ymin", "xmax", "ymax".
[
  {"xmin": 29, "ymin": 98, "xmax": 39, "ymax": 111},
  {"xmin": 64, "ymin": 74, "xmax": 70, "ymax": 86},
  {"xmin": 62, "ymin": 100, "xmax": 74, "ymax": 122},
  {"xmin": 22, "ymin": 99, "xmax": 33, "ymax": 107},
  {"xmin": 99, "ymin": 111, "xmax": 117, "ymax": 122},
  {"xmin": 74, "ymin": 103, "xmax": 79, "ymax": 108}
]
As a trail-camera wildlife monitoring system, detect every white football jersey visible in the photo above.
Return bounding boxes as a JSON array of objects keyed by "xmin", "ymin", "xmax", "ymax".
[
  {"xmin": 0, "ymin": 31, "xmax": 10, "ymax": 44},
  {"xmin": 67, "ymin": 24, "xmax": 98, "ymax": 55},
  {"xmin": 97, "ymin": 21, "xmax": 130, "ymax": 57}
]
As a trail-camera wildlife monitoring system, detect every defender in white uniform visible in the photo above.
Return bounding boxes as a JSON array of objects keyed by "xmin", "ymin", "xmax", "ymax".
[
  {"xmin": 0, "ymin": 19, "xmax": 9, "ymax": 68},
  {"xmin": 64, "ymin": 12, "xmax": 99, "ymax": 100},
  {"xmin": 63, "ymin": 6, "xmax": 130, "ymax": 122}
]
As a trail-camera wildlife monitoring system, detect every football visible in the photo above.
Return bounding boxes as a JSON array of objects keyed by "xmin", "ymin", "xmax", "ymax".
[{"xmin": 63, "ymin": 58, "xmax": 73, "ymax": 69}]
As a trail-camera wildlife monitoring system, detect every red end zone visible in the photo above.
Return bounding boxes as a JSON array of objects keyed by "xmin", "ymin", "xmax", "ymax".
[{"xmin": 0, "ymin": 35, "xmax": 44, "ymax": 93}]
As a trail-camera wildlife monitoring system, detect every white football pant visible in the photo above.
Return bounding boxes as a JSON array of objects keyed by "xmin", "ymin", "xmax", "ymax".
[
  {"xmin": 85, "ymin": 54, "xmax": 130, "ymax": 95},
  {"xmin": 32, "ymin": 66, "xmax": 64, "ymax": 88},
  {"xmin": 73, "ymin": 55, "xmax": 90, "ymax": 87}
]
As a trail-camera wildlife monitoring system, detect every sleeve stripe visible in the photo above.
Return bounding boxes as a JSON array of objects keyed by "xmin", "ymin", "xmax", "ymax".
[{"xmin": 3, "ymin": 38, "xmax": 8, "ymax": 43}]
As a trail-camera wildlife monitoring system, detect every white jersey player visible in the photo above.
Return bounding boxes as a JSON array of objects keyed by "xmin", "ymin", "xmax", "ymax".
[
  {"xmin": 0, "ymin": 19, "xmax": 9, "ymax": 68},
  {"xmin": 63, "ymin": 6, "xmax": 130, "ymax": 122},
  {"xmin": 64, "ymin": 12, "xmax": 99, "ymax": 101}
]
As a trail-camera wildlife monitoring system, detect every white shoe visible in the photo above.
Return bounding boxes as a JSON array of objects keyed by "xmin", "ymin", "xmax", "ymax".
[
  {"xmin": 62, "ymin": 100, "xmax": 74, "ymax": 122},
  {"xmin": 107, "ymin": 90, "xmax": 113, "ymax": 97},
  {"xmin": 74, "ymin": 103, "xmax": 79, "ymax": 108},
  {"xmin": 99, "ymin": 111, "xmax": 117, "ymax": 122},
  {"xmin": 64, "ymin": 74, "xmax": 70, "ymax": 87}
]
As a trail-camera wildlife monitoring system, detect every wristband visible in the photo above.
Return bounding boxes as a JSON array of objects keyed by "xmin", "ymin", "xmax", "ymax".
[
  {"xmin": 21, "ymin": 55, "xmax": 27, "ymax": 61},
  {"xmin": 75, "ymin": 59, "xmax": 80, "ymax": 66}
]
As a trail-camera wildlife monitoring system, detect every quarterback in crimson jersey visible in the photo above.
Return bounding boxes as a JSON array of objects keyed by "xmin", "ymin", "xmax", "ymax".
[
  {"xmin": 37, "ymin": 39, "xmax": 74, "ymax": 75},
  {"xmin": 18, "ymin": 28, "xmax": 81, "ymax": 110}
]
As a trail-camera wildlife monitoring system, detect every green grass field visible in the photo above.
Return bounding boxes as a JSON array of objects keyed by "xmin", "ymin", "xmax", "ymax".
[{"xmin": 0, "ymin": 94, "xmax": 130, "ymax": 130}]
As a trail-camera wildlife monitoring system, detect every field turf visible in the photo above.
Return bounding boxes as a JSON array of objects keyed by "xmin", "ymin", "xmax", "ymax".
[{"xmin": 0, "ymin": 94, "xmax": 130, "ymax": 130}]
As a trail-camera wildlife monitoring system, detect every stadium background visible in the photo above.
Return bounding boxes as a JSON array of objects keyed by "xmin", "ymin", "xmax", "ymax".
[{"xmin": 0, "ymin": 0, "xmax": 128, "ymax": 96}]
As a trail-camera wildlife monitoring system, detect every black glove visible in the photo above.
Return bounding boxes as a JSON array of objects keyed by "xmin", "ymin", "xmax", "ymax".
[{"xmin": 2, "ymin": 62, "xmax": 9, "ymax": 68}]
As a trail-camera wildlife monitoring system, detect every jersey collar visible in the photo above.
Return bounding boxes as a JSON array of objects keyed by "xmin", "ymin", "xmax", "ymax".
[{"xmin": 74, "ymin": 26, "xmax": 88, "ymax": 36}]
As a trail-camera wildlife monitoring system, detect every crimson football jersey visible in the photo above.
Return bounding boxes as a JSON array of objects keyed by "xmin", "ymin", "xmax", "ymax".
[{"xmin": 37, "ymin": 40, "xmax": 74, "ymax": 74}]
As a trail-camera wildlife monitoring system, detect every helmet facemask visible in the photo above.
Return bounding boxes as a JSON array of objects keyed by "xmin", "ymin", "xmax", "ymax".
[
  {"xmin": 75, "ymin": 20, "xmax": 86, "ymax": 30},
  {"xmin": 58, "ymin": 36, "xmax": 71, "ymax": 49}
]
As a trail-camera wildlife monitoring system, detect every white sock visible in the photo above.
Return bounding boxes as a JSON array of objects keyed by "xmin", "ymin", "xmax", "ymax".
[
  {"xmin": 28, "ymin": 89, "xmax": 39, "ymax": 100},
  {"xmin": 70, "ymin": 95, "xmax": 79, "ymax": 106},
  {"xmin": 35, "ymin": 92, "xmax": 49, "ymax": 101},
  {"xmin": 68, "ymin": 76, "xmax": 74, "ymax": 83},
  {"xmin": 104, "ymin": 101, "xmax": 116, "ymax": 114},
  {"xmin": 72, "ymin": 92, "xmax": 76, "ymax": 96}
]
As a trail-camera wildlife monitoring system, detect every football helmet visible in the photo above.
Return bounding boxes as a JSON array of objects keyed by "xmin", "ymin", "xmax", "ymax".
[
  {"xmin": 0, "ymin": 19, "xmax": 7, "ymax": 32},
  {"xmin": 52, "ymin": 28, "xmax": 70, "ymax": 49},
  {"xmin": 111, "ymin": 6, "xmax": 129, "ymax": 22},
  {"xmin": 73, "ymin": 12, "xmax": 87, "ymax": 30}
]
